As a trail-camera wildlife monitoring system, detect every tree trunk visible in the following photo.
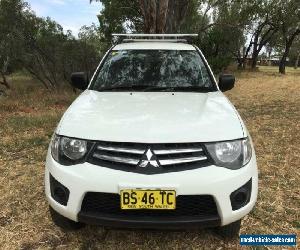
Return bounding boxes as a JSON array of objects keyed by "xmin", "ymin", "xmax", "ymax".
[
  {"xmin": 0, "ymin": 71, "xmax": 10, "ymax": 89},
  {"xmin": 279, "ymin": 29, "xmax": 300, "ymax": 74},
  {"xmin": 241, "ymin": 42, "xmax": 252, "ymax": 69},
  {"xmin": 165, "ymin": 0, "xmax": 189, "ymax": 33},
  {"xmin": 250, "ymin": 24, "xmax": 278, "ymax": 70},
  {"xmin": 237, "ymin": 59, "xmax": 243, "ymax": 70},
  {"xmin": 139, "ymin": 0, "xmax": 189, "ymax": 33},
  {"xmin": 139, "ymin": 0, "xmax": 157, "ymax": 33},
  {"xmin": 236, "ymin": 49, "xmax": 243, "ymax": 69},
  {"xmin": 279, "ymin": 51, "xmax": 289, "ymax": 74},
  {"xmin": 251, "ymin": 33, "xmax": 259, "ymax": 70},
  {"xmin": 156, "ymin": 0, "xmax": 169, "ymax": 33},
  {"xmin": 251, "ymin": 51, "xmax": 259, "ymax": 69},
  {"xmin": 294, "ymin": 52, "xmax": 300, "ymax": 69}
]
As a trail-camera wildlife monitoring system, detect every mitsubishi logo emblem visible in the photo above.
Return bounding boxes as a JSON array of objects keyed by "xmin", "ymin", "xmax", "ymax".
[{"xmin": 138, "ymin": 148, "xmax": 160, "ymax": 168}]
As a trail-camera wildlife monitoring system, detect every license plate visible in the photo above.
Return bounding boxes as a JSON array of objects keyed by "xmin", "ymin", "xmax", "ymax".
[{"xmin": 120, "ymin": 189, "xmax": 176, "ymax": 209}]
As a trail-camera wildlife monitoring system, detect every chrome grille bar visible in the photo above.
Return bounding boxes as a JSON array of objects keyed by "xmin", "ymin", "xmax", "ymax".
[
  {"xmin": 93, "ymin": 153, "xmax": 139, "ymax": 165},
  {"xmin": 97, "ymin": 145, "xmax": 145, "ymax": 155},
  {"xmin": 153, "ymin": 147, "xmax": 203, "ymax": 155},
  {"xmin": 159, "ymin": 156, "xmax": 207, "ymax": 166}
]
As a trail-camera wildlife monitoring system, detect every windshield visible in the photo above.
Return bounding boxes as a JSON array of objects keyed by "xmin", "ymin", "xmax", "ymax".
[{"xmin": 91, "ymin": 49, "xmax": 216, "ymax": 92}]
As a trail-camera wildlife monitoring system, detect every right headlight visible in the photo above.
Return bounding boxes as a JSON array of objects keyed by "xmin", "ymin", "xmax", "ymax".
[
  {"xmin": 204, "ymin": 137, "xmax": 252, "ymax": 169},
  {"xmin": 50, "ymin": 134, "xmax": 93, "ymax": 165}
]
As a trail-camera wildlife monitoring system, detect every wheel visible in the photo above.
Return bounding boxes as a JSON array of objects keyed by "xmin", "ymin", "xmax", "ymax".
[
  {"xmin": 215, "ymin": 219, "xmax": 241, "ymax": 239},
  {"xmin": 49, "ymin": 206, "xmax": 85, "ymax": 231}
]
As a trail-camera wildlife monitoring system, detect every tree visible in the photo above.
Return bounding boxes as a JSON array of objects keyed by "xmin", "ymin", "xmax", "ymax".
[
  {"xmin": 20, "ymin": 16, "xmax": 70, "ymax": 88},
  {"xmin": 199, "ymin": 25, "xmax": 245, "ymax": 72},
  {"xmin": 191, "ymin": 0, "xmax": 252, "ymax": 72},
  {"xmin": 77, "ymin": 24, "xmax": 104, "ymax": 76},
  {"xmin": 90, "ymin": 0, "xmax": 255, "ymax": 72},
  {"xmin": 215, "ymin": 0, "xmax": 252, "ymax": 70},
  {"xmin": 247, "ymin": 1, "xmax": 279, "ymax": 69},
  {"xmin": 275, "ymin": 0, "xmax": 300, "ymax": 74},
  {"xmin": 91, "ymin": 0, "xmax": 142, "ymax": 44},
  {"xmin": 20, "ymin": 17, "xmax": 101, "ymax": 89},
  {"xmin": 0, "ymin": 0, "xmax": 28, "ymax": 89},
  {"xmin": 0, "ymin": 0, "xmax": 103, "ymax": 90},
  {"xmin": 91, "ymin": 0, "xmax": 190, "ymax": 34}
]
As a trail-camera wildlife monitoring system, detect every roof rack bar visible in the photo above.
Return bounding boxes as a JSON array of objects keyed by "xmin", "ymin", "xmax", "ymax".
[
  {"xmin": 112, "ymin": 33, "xmax": 198, "ymax": 38},
  {"xmin": 122, "ymin": 39, "xmax": 189, "ymax": 43},
  {"xmin": 112, "ymin": 34, "xmax": 198, "ymax": 44}
]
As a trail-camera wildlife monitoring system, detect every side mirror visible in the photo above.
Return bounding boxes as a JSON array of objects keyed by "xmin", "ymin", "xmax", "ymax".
[
  {"xmin": 218, "ymin": 74, "xmax": 235, "ymax": 92},
  {"xmin": 70, "ymin": 72, "xmax": 89, "ymax": 90}
]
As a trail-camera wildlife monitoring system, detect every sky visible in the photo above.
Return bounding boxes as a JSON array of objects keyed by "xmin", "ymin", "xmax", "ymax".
[{"xmin": 26, "ymin": 0, "xmax": 102, "ymax": 37}]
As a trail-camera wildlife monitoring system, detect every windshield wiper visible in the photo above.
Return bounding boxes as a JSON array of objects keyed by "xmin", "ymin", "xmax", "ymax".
[
  {"xmin": 144, "ymin": 86, "xmax": 213, "ymax": 92},
  {"xmin": 96, "ymin": 85, "xmax": 151, "ymax": 92}
]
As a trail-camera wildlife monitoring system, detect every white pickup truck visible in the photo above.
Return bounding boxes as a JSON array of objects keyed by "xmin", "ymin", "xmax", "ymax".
[{"xmin": 45, "ymin": 34, "xmax": 258, "ymax": 238}]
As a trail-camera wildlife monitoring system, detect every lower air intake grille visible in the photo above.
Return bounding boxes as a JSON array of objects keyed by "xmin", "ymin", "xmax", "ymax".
[{"xmin": 80, "ymin": 192, "xmax": 219, "ymax": 218}]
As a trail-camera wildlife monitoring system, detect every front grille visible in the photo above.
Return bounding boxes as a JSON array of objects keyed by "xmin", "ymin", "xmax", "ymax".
[
  {"xmin": 87, "ymin": 141, "xmax": 212, "ymax": 174},
  {"xmin": 81, "ymin": 192, "xmax": 219, "ymax": 218}
]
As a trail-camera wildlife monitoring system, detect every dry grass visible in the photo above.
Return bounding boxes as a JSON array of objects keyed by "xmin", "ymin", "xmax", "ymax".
[{"xmin": 0, "ymin": 67, "xmax": 299, "ymax": 249}]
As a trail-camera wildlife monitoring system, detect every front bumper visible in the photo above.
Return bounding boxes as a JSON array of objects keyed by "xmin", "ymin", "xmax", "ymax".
[{"xmin": 45, "ymin": 151, "xmax": 258, "ymax": 228}]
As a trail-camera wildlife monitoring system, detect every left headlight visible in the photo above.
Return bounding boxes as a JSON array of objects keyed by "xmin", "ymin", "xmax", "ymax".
[
  {"xmin": 50, "ymin": 134, "xmax": 92, "ymax": 165},
  {"xmin": 204, "ymin": 137, "xmax": 252, "ymax": 169}
]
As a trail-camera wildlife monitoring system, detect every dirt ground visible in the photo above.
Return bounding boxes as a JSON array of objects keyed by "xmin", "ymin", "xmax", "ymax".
[{"xmin": 0, "ymin": 67, "xmax": 299, "ymax": 249}]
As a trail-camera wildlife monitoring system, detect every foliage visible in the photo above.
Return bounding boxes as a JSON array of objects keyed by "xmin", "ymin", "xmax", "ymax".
[
  {"xmin": 19, "ymin": 17, "xmax": 102, "ymax": 89},
  {"xmin": 0, "ymin": 0, "xmax": 28, "ymax": 88},
  {"xmin": 0, "ymin": 0, "xmax": 102, "ymax": 90},
  {"xmin": 199, "ymin": 26, "xmax": 245, "ymax": 72},
  {"xmin": 195, "ymin": 0, "xmax": 249, "ymax": 72},
  {"xmin": 91, "ymin": 0, "xmax": 142, "ymax": 45},
  {"xmin": 1, "ymin": 0, "xmax": 300, "ymax": 89},
  {"xmin": 91, "ymin": 0, "xmax": 294, "ymax": 73},
  {"xmin": 91, "ymin": 0, "xmax": 248, "ymax": 72}
]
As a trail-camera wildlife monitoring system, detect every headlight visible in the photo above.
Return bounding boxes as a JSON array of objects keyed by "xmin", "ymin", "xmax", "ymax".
[
  {"xmin": 205, "ymin": 138, "xmax": 252, "ymax": 169},
  {"xmin": 50, "ymin": 134, "xmax": 91, "ymax": 164},
  {"xmin": 61, "ymin": 137, "xmax": 87, "ymax": 160}
]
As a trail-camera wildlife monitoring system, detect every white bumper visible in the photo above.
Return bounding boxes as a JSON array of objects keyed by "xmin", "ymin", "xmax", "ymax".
[{"xmin": 45, "ymin": 151, "xmax": 258, "ymax": 227}]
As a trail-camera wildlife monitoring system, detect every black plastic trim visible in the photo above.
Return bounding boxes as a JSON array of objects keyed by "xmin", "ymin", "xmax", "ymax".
[
  {"xmin": 49, "ymin": 174, "xmax": 70, "ymax": 206},
  {"xmin": 78, "ymin": 212, "xmax": 221, "ymax": 230},
  {"xmin": 230, "ymin": 178, "xmax": 252, "ymax": 211}
]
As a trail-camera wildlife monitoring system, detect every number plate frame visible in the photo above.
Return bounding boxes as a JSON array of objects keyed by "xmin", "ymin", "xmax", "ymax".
[{"xmin": 120, "ymin": 189, "xmax": 176, "ymax": 210}]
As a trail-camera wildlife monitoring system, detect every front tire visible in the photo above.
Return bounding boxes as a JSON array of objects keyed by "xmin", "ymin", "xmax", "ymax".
[
  {"xmin": 49, "ymin": 206, "xmax": 85, "ymax": 231},
  {"xmin": 215, "ymin": 219, "xmax": 241, "ymax": 239}
]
